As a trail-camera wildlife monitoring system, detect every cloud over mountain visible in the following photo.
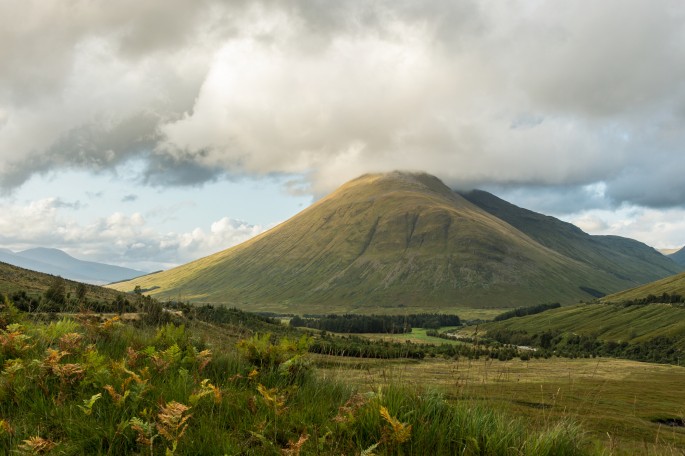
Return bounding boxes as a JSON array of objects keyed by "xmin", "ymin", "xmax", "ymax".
[{"xmin": 2, "ymin": 0, "xmax": 685, "ymax": 213}]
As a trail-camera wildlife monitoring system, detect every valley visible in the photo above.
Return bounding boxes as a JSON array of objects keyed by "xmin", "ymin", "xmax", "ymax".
[{"xmin": 1, "ymin": 172, "xmax": 684, "ymax": 454}]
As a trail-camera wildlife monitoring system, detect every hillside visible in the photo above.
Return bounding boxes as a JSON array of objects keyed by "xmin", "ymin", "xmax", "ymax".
[
  {"xmin": 484, "ymin": 302, "xmax": 685, "ymax": 350},
  {"xmin": 0, "ymin": 247, "xmax": 147, "ymax": 284},
  {"xmin": 109, "ymin": 172, "xmax": 677, "ymax": 313},
  {"xmin": 668, "ymin": 246, "xmax": 685, "ymax": 266},
  {"xmin": 0, "ymin": 260, "xmax": 129, "ymax": 304},
  {"xmin": 602, "ymin": 270, "xmax": 685, "ymax": 303},
  {"xmin": 461, "ymin": 190, "xmax": 682, "ymax": 286}
]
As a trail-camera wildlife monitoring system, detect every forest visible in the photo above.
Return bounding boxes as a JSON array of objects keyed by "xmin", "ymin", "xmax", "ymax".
[{"xmin": 289, "ymin": 313, "xmax": 461, "ymax": 333}]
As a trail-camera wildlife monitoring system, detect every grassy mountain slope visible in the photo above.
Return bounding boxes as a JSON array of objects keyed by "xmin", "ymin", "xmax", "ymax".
[
  {"xmin": 0, "ymin": 260, "xmax": 127, "ymax": 303},
  {"xmin": 602, "ymin": 271, "xmax": 685, "ymax": 303},
  {"xmin": 484, "ymin": 302, "xmax": 685, "ymax": 348},
  {"xmin": 461, "ymin": 190, "xmax": 682, "ymax": 287},
  {"xmin": 668, "ymin": 246, "xmax": 685, "ymax": 266},
  {"xmin": 110, "ymin": 172, "xmax": 663, "ymax": 313}
]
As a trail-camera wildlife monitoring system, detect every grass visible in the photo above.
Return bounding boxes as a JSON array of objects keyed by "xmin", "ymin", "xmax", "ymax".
[
  {"xmin": 604, "ymin": 270, "xmax": 685, "ymax": 303},
  {"xmin": 360, "ymin": 327, "xmax": 466, "ymax": 346},
  {"xmin": 0, "ymin": 262, "xmax": 127, "ymax": 304},
  {"xmin": 482, "ymin": 302, "xmax": 685, "ymax": 348},
  {"xmin": 314, "ymin": 355, "xmax": 685, "ymax": 454},
  {"xmin": 0, "ymin": 304, "xmax": 592, "ymax": 455}
]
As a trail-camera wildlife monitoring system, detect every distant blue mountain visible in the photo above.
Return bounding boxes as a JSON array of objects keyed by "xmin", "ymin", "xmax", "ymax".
[
  {"xmin": 669, "ymin": 247, "xmax": 685, "ymax": 267},
  {"xmin": 0, "ymin": 247, "xmax": 147, "ymax": 285}
]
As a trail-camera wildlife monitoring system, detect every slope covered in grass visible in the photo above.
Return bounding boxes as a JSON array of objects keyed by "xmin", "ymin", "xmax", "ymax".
[
  {"xmin": 668, "ymin": 246, "xmax": 685, "ymax": 266},
  {"xmin": 461, "ymin": 190, "xmax": 682, "ymax": 287},
  {"xmin": 602, "ymin": 271, "xmax": 685, "ymax": 303},
  {"xmin": 484, "ymin": 302, "xmax": 685, "ymax": 350},
  {"xmin": 0, "ymin": 261, "xmax": 130, "ymax": 305},
  {"xmin": 110, "ymin": 172, "xmax": 673, "ymax": 313}
]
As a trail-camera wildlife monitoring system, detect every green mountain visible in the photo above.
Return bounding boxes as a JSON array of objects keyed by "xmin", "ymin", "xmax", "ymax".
[
  {"xmin": 668, "ymin": 246, "xmax": 685, "ymax": 266},
  {"xmin": 109, "ymin": 172, "xmax": 681, "ymax": 313},
  {"xmin": 461, "ymin": 190, "xmax": 681, "ymax": 288}
]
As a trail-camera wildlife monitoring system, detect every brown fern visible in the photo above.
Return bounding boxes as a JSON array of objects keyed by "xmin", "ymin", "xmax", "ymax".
[
  {"xmin": 157, "ymin": 401, "xmax": 192, "ymax": 455},
  {"xmin": 18, "ymin": 436, "xmax": 56, "ymax": 454},
  {"xmin": 281, "ymin": 432, "xmax": 309, "ymax": 456}
]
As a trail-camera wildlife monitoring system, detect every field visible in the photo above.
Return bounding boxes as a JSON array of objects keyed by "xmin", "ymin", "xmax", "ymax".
[
  {"xmin": 1, "ymin": 288, "xmax": 683, "ymax": 454},
  {"xmin": 315, "ymin": 355, "xmax": 685, "ymax": 454},
  {"xmin": 0, "ymin": 305, "xmax": 596, "ymax": 455}
]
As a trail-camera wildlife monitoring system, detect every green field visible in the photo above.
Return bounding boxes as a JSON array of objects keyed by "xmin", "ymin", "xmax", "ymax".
[
  {"xmin": 315, "ymin": 355, "xmax": 685, "ymax": 454},
  {"xmin": 358, "ymin": 327, "xmax": 465, "ymax": 345},
  {"xmin": 0, "ymin": 304, "xmax": 596, "ymax": 455}
]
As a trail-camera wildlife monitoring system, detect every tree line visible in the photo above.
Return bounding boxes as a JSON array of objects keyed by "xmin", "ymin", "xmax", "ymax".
[
  {"xmin": 492, "ymin": 302, "xmax": 561, "ymax": 322},
  {"xmin": 487, "ymin": 328, "xmax": 684, "ymax": 365},
  {"xmin": 617, "ymin": 292, "xmax": 685, "ymax": 306},
  {"xmin": 290, "ymin": 313, "xmax": 461, "ymax": 334}
]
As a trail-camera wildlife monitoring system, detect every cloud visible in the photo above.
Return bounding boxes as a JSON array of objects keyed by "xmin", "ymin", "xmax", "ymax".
[
  {"xmin": 1, "ymin": 0, "xmax": 685, "ymax": 214},
  {"xmin": 566, "ymin": 206, "xmax": 685, "ymax": 249},
  {"xmin": 0, "ymin": 197, "xmax": 264, "ymax": 270}
]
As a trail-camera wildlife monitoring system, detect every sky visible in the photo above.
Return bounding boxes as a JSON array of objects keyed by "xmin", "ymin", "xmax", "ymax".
[{"xmin": 2, "ymin": 0, "xmax": 685, "ymax": 271}]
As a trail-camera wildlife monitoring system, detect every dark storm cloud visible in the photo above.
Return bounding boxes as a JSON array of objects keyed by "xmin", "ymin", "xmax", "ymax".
[
  {"xmin": 2, "ymin": 0, "xmax": 685, "ymax": 214},
  {"xmin": 141, "ymin": 153, "xmax": 224, "ymax": 187}
]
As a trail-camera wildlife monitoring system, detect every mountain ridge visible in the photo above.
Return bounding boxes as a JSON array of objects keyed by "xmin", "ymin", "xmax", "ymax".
[
  {"xmin": 0, "ymin": 247, "xmax": 147, "ymax": 285},
  {"xmin": 668, "ymin": 246, "xmax": 685, "ymax": 266},
  {"xmin": 108, "ymin": 172, "xmax": 681, "ymax": 313},
  {"xmin": 460, "ymin": 190, "xmax": 681, "ymax": 285}
]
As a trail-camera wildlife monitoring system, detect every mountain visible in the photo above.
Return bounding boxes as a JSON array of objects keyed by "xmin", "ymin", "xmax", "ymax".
[
  {"xmin": 0, "ymin": 247, "xmax": 147, "ymax": 285},
  {"xmin": 108, "ymin": 172, "xmax": 681, "ymax": 313},
  {"xmin": 460, "ymin": 190, "xmax": 682, "ymax": 287},
  {"xmin": 668, "ymin": 246, "xmax": 685, "ymax": 266},
  {"xmin": 0, "ymin": 260, "xmax": 130, "ymax": 303}
]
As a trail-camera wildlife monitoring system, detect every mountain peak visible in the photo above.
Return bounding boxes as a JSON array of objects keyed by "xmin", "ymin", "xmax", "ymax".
[
  {"xmin": 342, "ymin": 171, "xmax": 455, "ymax": 196},
  {"xmin": 109, "ymin": 171, "xmax": 681, "ymax": 313}
]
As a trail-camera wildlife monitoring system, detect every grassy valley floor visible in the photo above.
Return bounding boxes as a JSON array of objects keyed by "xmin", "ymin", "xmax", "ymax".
[{"xmin": 315, "ymin": 355, "xmax": 685, "ymax": 454}]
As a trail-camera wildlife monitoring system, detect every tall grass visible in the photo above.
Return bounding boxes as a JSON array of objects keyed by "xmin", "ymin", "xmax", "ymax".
[{"xmin": 0, "ymin": 305, "xmax": 589, "ymax": 455}]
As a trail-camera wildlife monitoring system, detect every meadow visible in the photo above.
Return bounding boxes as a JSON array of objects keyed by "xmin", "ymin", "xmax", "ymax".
[
  {"xmin": 1, "ymin": 289, "xmax": 683, "ymax": 455},
  {"xmin": 0, "ymin": 300, "xmax": 592, "ymax": 455},
  {"xmin": 315, "ymin": 355, "xmax": 685, "ymax": 454}
]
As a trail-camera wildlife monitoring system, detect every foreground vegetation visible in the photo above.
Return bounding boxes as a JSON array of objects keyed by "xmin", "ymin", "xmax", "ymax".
[
  {"xmin": 0, "ymin": 299, "xmax": 590, "ymax": 455},
  {"xmin": 317, "ymin": 355, "xmax": 685, "ymax": 454}
]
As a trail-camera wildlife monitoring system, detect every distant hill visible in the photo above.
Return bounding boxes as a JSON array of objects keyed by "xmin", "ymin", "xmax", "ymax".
[
  {"xmin": 109, "ymin": 172, "xmax": 681, "ymax": 313},
  {"xmin": 0, "ymin": 247, "xmax": 147, "ymax": 285},
  {"xmin": 461, "ymin": 190, "xmax": 682, "ymax": 287},
  {"xmin": 0, "ymin": 260, "xmax": 130, "ymax": 303},
  {"xmin": 668, "ymin": 246, "xmax": 685, "ymax": 266}
]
